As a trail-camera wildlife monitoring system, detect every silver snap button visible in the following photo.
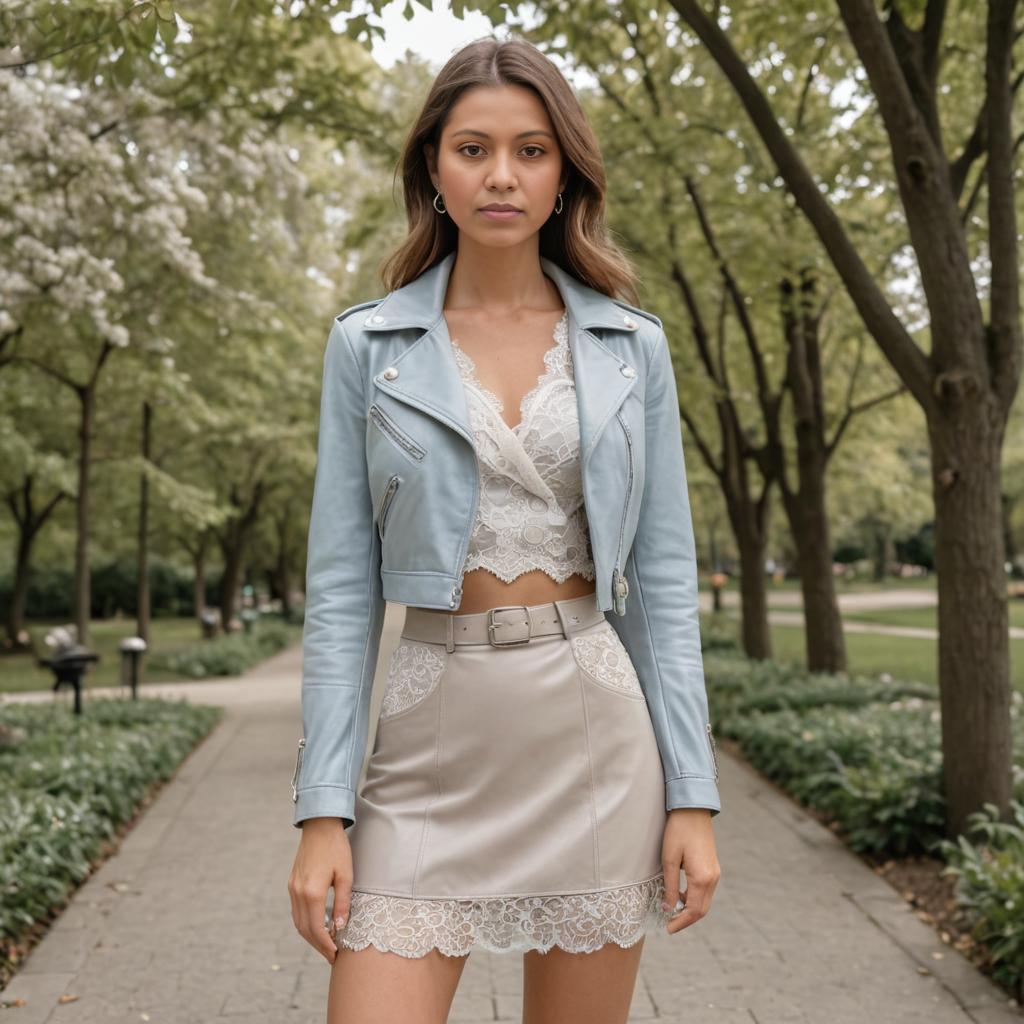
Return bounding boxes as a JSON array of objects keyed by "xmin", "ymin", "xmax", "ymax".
[
  {"xmin": 622, "ymin": 315, "xmax": 638, "ymax": 329},
  {"xmin": 620, "ymin": 365, "xmax": 636, "ymax": 378},
  {"xmin": 372, "ymin": 315, "xmax": 386, "ymax": 323},
  {"xmin": 382, "ymin": 366, "xmax": 399, "ymax": 380}
]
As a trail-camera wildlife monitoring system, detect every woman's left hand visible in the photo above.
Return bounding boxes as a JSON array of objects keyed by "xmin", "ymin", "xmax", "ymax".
[{"xmin": 661, "ymin": 807, "xmax": 721, "ymax": 934}]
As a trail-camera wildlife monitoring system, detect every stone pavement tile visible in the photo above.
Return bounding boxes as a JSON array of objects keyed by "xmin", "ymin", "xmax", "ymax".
[
  {"xmin": 650, "ymin": 1006, "xmax": 754, "ymax": 1024},
  {"xmin": 290, "ymin": 967, "xmax": 329, "ymax": 1013},
  {"xmin": 486, "ymin": 952, "xmax": 524, "ymax": 995},
  {"xmin": 0, "ymin": 973, "xmax": 78, "ymax": 1024},
  {"xmin": 494, "ymin": 991, "xmax": 523, "ymax": 1019},
  {"xmin": 449, "ymin": 990, "xmax": 497, "ymax": 1019},
  {"xmin": 453, "ymin": 953, "xmax": 497, "ymax": 995},
  {"xmin": 11, "ymin": 923, "xmax": 94, "ymax": 978},
  {"xmin": 627, "ymin": 985, "xmax": 658, "ymax": 1019},
  {"xmin": 968, "ymin": 1007, "xmax": 1024, "ymax": 1023}
]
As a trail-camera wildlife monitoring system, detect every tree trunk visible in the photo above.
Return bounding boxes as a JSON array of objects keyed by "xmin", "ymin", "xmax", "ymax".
[
  {"xmin": 136, "ymin": 401, "xmax": 152, "ymax": 644},
  {"xmin": 871, "ymin": 520, "xmax": 895, "ymax": 582},
  {"xmin": 5, "ymin": 519, "xmax": 34, "ymax": 649},
  {"xmin": 219, "ymin": 538, "xmax": 244, "ymax": 633},
  {"xmin": 193, "ymin": 547, "xmax": 207, "ymax": 626},
  {"xmin": 783, "ymin": 482, "xmax": 846, "ymax": 672},
  {"xmin": 733, "ymin": 520, "xmax": 772, "ymax": 659},
  {"xmin": 929, "ymin": 408, "xmax": 1013, "ymax": 838},
  {"xmin": 74, "ymin": 386, "xmax": 93, "ymax": 646}
]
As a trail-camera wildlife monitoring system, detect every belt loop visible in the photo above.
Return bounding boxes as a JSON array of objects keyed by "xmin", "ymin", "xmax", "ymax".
[
  {"xmin": 553, "ymin": 597, "xmax": 585, "ymax": 639},
  {"xmin": 445, "ymin": 613, "xmax": 455, "ymax": 653}
]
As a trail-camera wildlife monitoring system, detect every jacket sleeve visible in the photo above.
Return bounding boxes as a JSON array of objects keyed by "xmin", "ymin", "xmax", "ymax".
[
  {"xmin": 607, "ymin": 325, "xmax": 721, "ymax": 817},
  {"xmin": 292, "ymin": 315, "xmax": 386, "ymax": 830}
]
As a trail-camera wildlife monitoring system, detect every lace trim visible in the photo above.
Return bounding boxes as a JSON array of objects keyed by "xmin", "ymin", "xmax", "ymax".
[
  {"xmin": 571, "ymin": 624, "xmax": 644, "ymax": 698},
  {"xmin": 450, "ymin": 310, "xmax": 569, "ymax": 434},
  {"xmin": 336, "ymin": 874, "xmax": 670, "ymax": 958},
  {"xmin": 380, "ymin": 640, "xmax": 447, "ymax": 719}
]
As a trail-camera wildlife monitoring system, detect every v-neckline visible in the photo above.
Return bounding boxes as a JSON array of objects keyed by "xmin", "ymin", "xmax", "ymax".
[{"xmin": 449, "ymin": 310, "xmax": 568, "ymax": 435}]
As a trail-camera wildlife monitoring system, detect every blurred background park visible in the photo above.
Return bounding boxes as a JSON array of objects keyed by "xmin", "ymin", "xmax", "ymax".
[{"xmin": 1, "ymin": 0, "xmax": 1023, "ymax": 1018}]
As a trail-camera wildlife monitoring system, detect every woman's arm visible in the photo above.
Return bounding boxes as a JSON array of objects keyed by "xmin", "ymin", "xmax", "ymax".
[
  {"xmin": 607, "ymin": 325, "xmax": 721, "ymax": 817},
  {"xmin": 292, "ymin": 313, "xmax": 386, "ymax": 830}
]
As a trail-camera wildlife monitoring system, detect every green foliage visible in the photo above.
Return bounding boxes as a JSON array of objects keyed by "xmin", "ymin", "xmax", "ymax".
[
  {"xmin": 706, "ymin": 653, "xmax": 1024, "ymax": 858},
  {"xmin": 936, "ymin": 801, "xmax": 1024, "ymax": 994},
  {"xmin": 0, "ymin": 697, "xmax": 223, "ymax": 973},
  {"xmin": 146, "ymin": 619, "xmax": 294, "ymax": 677}
]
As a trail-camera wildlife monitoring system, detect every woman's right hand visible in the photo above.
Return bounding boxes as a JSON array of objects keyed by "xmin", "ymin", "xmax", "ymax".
[{"xmin": 288, "ymin": 817, "xmax": 353, "ymax": 963}]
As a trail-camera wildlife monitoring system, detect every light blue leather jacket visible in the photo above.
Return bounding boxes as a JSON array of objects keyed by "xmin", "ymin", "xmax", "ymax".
[{"xmin": 292, "ymin": 250, "xmax": 721, "ymax": 829}]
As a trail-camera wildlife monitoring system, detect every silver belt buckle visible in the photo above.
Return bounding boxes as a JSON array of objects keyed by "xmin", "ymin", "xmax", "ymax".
[{"xmin": 486, "ymin": 605, "xmax": 532, "ymax": 647}]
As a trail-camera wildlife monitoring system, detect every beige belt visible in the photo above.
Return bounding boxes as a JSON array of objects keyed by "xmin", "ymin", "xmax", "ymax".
[{"xmin": 401, "ymin": 592, "xmax": 606, "ymax": 651}]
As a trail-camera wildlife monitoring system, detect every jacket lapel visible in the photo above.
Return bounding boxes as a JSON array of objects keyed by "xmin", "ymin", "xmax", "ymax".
[{"xmin": 365, "ymin": 251, "xmax": 639, "ymax": 461}]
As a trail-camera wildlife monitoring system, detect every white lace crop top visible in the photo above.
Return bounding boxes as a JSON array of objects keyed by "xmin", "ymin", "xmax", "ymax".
[{"xmin": 450, "ymin": 310, "xmax": 597, "ymax": 585}]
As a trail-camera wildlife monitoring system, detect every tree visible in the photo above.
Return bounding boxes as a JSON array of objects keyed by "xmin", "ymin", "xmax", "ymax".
[{"xmin": 671, "ymin": 0, "xmax": 1021, "ymax": 837}]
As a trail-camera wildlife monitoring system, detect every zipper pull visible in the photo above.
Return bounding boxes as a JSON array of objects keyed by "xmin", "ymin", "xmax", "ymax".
[
  {"xmin": 291, "ymin": 738, "xmax": 306, "ymax": 802},
  {"xmin": 449, "ymin": 580, "xmax": 463, "ymax": 609},
  {"xmin": 612, "ymin": 568, "xmax": 629, "ymax": 616},
  {"xmin": 705, "ymin": 723, "xmax": 719, "ymax": 781}
]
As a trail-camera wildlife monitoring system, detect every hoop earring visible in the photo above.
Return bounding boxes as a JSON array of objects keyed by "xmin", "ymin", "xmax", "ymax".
[
  {"xmin": 433, "ymin": 190, "xmax": 447, "ymax": 215},
  {"xmin": 554, "ymin": 192, "xmax": 563, "ymax": 215}
]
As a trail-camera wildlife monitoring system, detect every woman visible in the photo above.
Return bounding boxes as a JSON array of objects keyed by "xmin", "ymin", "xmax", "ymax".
[{"xmin": 288, "ymin": 35, "xmax": 722, "ymax": 1024}]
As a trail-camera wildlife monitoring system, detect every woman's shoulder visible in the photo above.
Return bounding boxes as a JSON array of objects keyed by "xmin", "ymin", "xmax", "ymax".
[
  {"xmin": 609, "ymin": 298, "xmax": 662, "ymax": 333},
  {"xmin": 333, "ymin": 296, "xmax": 387, "ymax": 333}
]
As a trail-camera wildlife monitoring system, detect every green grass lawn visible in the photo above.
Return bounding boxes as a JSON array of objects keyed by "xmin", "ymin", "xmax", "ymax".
[
  {"xmin": 754, "ymin": 621, "xmax": 1024, "ymax": 691},
  {"xmin": 842, "ymin": 602, "xmax": 1024, "ymax": 631},
  {"xmin": 0, "ymin": 616, "xmax": 300, "ymax": 693}
]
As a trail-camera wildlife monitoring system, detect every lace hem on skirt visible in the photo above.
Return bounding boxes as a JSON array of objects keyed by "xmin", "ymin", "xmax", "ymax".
[{"xmin": 334, "ymin": 874, "xmax": 671, "ymax": 959}]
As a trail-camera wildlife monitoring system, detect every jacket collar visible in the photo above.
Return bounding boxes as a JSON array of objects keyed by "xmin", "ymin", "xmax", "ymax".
[
  {"xmin": 367, "ymin": 249, "xmax": 640, "ymax": 472},
  {"xmin": 360, "ymin": 250, "xmax": 637, "ymax": 334}
]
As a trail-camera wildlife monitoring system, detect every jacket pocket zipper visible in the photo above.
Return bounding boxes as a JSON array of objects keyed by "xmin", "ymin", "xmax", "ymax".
[
  {"xmin": 611, "ymin": 410, "xmax": 634, "ymax": 616},
  {"xmin": 369, "ymin": 404, "xmax": 426, "ymax": 461},
  {"xmin": 705, "ymin": 722, "xmax": 719, "ymax": 782},
  {"xmin": 291, "ymin": 737, "xmax": 306, "ymax": 802},
  {"xmin": 377, "ymin": 474, "xmax": 400, "ymax": 541}
]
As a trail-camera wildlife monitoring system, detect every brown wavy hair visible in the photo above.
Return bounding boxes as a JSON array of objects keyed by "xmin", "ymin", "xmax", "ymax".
[{"xmin": 378, "ymin": 35, "xmax": 640, "ymax": 306}]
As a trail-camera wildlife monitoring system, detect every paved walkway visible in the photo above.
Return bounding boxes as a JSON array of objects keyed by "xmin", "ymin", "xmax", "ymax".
[{"xmin": 2, "ymin": 604, "xmax": 1021, "ymax": 1023}]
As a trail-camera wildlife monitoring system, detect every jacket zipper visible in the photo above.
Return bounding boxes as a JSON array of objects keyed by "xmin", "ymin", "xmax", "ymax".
[
  {"xmin": 449, "ymin": 432, "xmax": 481, "ymax": 608},
  {"xmin": 449, "ymin": 464, "xmax": 479, "ymax": 609},
  {"xmin": 377, "ymin": 474, "xmax": 400, "ymax": 542},
  {"xmin": 369, "ymin": 404, "xmax": 426, "ymax": 461},
  {"xmin": 705, "ymin": 722, "xmax": 719, "ymax": 782},
  {"xmin": 611, "ymin": 410, "xmax": 634, "ymax": 616},
  {"xmin": 291, "ymin": 737, "xmax": 306, "ymax": 802}
]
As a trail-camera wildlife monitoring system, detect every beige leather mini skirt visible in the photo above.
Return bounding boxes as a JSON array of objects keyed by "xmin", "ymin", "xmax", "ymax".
[{"xmin": 336, "ymin": 592, "xmax": 673, "ymax": 958}]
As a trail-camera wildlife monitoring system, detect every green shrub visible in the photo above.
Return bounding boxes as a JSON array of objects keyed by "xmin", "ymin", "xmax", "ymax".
[
  {"xmin": 0, "ymin": 698, "xmax": 223, "ymax": 974},
  {"xmin": 147, "ymin": 619, "xmax": 295, "ymax": 678},
  {"xmin": 936, "ymin": 800, "xmax": 1024, "ymax": 998}
]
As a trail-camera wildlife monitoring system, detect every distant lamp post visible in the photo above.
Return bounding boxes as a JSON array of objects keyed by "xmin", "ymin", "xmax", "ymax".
[
  {"xmin": 710, "ymin": 572, "xmax": 729, "ymax": 612},
  {"xmin": 199, "ymin": 608, "xmax": 219, "ymax": 639},
  {"xmin": 119, "ymin": 636, "xmax": 147, "ymax": 699},
  {"xmin": 38, "ymin": 626, "xmax": 99, "ymax": 716}
]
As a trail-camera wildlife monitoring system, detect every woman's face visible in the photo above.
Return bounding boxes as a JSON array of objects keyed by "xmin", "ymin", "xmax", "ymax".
[{"xmin": 425, "ymin": 83, "xmax": 566, "ymax": 249}]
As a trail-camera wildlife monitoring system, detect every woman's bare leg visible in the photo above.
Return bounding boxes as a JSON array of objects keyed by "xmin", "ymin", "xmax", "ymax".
[
  {"xmin": 328, "ymin": 943, "xmax": 471, "ymax": 1024},
  {"xmin": 521, "ymin": 937, "xmax": 645, "ymax": 1024}
]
